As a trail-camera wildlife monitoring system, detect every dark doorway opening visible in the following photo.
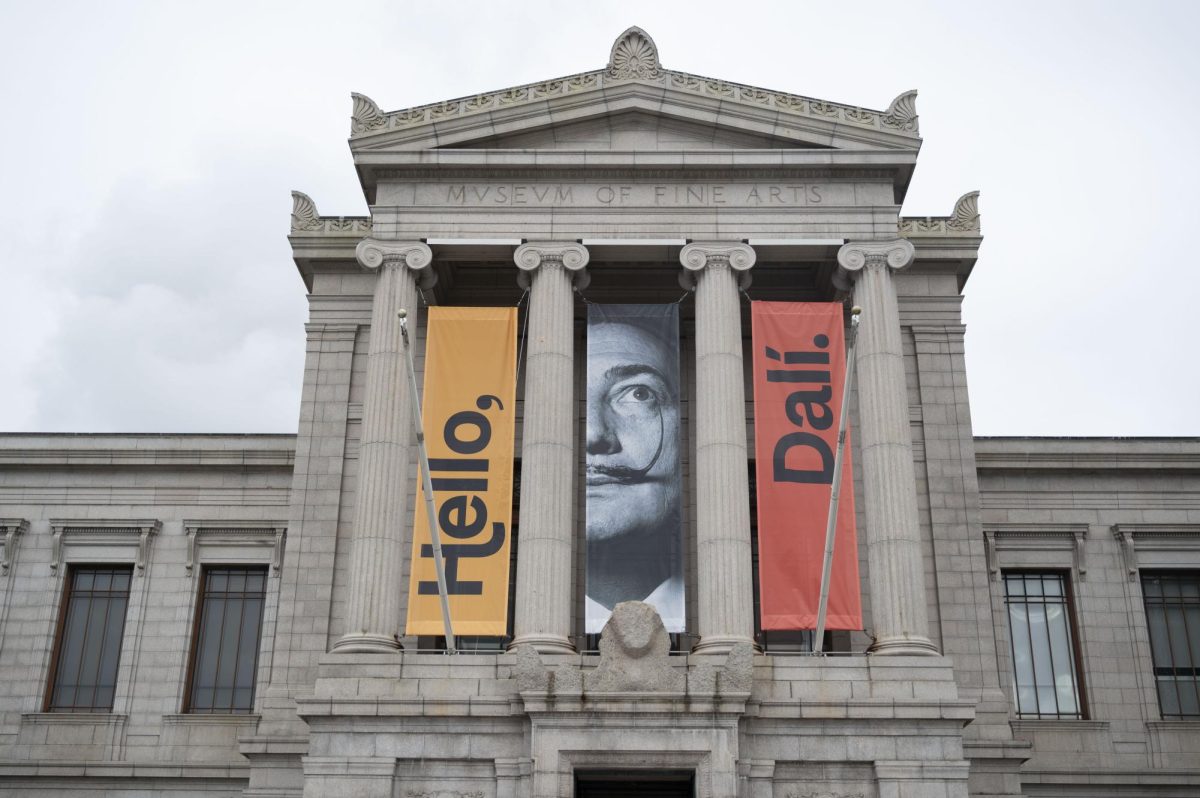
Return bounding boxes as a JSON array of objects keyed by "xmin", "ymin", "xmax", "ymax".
[{"xmin": 575, "ymin": 769, "xmax": 695, "ymax": 798}]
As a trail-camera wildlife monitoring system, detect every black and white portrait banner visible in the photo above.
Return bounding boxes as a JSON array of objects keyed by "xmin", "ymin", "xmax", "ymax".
[{"xmin": 585, "ymin": 304, "xmax": 684, "ymax": 634}]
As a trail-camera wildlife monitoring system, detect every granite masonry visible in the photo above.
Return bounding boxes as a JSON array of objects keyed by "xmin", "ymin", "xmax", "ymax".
[{"xmin": 0, "ymin": 26, "xmax": 1196, "ymax": 798}]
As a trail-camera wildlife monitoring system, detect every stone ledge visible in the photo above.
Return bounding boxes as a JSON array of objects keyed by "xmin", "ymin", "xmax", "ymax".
[
  {"xmin": 19, "ymin": 713, "xmax": 128, "ymax": 726},
  {"xmin": 0, "ymin": 760, "xmax": 250, "ymax": 779},
  {"xmin": 1011, "ymin": 719, "xmax": 1110, "ymax": 733},
  {"xmin": 237, "ymin": 734, "xmax": 309, "ymax": 756},
  {"xmin": 296, "ymin": 696, "xmax": 518, "ymax": 718},
  {"xmin": 161, "ymin": 713, "xmax": 260, "ymax": 726},
  {"xmin": 1021, "ymin": 767, "xmax": 1200, "ymax": 785},
  {"xmin": 748, "ymin": 699, "xmax": 975, "ymax": 723}
]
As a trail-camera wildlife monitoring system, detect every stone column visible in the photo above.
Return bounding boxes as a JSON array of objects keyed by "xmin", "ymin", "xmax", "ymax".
[
  {"xmin": 333, "ymin": 238, "xmax": 434, "ymax": 653},
  {"xmin": 509, "ymin": 242, "xmax": 589, "ymax": 654},
  {"xmin": 836, "ymin": 238, "xmax": 938, "ymax": 655},
  {"xmin": 680, "ymin": 242, "xmax": 756, "ymax": 655}
]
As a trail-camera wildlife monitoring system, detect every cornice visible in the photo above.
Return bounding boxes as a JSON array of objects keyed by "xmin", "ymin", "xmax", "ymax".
[
  {"xmin": 349, "ymin": 28, "xmax": 919, "ymax": 145},
  {"xmin": 49, "ymin": 518, "xmax": 161, "ymax": 575},
  {"xmin": 183, "ymin": 520, "xmax": 288, "ymax": 575},
  {"xmin": 0, "ymin": 447, "xmax": 295, "ymax": 468},
  {"xmin": 900, "ymin": 191, "xmax": 981, "ymax": 238},
  {"xmin": 973, "ymin": 443, "xmax": 1200, "ymax": 472},
  {"xmin": 290, "ymin": 190, "xmax": 372, "ymax": 236}
]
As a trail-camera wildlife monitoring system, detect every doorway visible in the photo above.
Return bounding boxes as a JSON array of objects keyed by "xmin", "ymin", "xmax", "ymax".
[{"xmin": 574, "ymin": 770, "xmax": 695, "ymax": 798}]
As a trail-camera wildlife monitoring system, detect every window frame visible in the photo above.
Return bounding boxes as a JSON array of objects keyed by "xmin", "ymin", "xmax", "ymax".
[
  {"xmin": 182, "ymin": 564, "xmax": 270, "ymax": 715},
  {"xmin": 44, "ymin": 564, "xmax": 134, "ymax": 713},
  {"xmin": 1001, "ymin": 569, "xmax": 1089, "ymax": 720},
  {"xmin": 1140, "ymin": 569, "xmax": 1200, "ymax": 719}
]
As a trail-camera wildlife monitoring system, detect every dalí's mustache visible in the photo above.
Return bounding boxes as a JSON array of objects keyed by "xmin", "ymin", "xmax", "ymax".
[
  {"xmin": 586, "ymin": 464, "xmax": 654, "ymax": 484},
  {"xmin": 587, "ymin": 406, "xmax": 667, "ymax": 484}
]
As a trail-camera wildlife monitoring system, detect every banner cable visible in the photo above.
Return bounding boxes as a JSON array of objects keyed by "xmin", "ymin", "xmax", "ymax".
[
  {"xmin": 812, "ymin": 306, "xmax": 862, "ymax": 654},
  {"xmin": 514, "ymin": 289, "xmax": 530, "ymax": 391},
  {"xmin": 397, "ymin": 308, "xmax": 458, "ymax": 654}
]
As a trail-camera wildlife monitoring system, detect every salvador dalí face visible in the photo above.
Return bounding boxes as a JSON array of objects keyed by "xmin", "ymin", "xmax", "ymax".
[{"xmin": 585, "ymin": 321, "xmax": 680, "ymax": 543}]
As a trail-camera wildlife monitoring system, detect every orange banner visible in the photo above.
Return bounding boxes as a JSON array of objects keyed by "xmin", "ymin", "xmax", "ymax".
[
  {"xmin": 751, "ymin": 302, "xmax": 861, "ymax": 631},
  {"xmin": 406, "ymin": 307, "xmax": 517, "ymax": 637}
]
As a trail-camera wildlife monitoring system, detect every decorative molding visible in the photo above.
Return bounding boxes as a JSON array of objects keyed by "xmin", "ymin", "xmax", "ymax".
[
  {"xmin": 348, "ymin": 30, "xmax": 919, "ymax": 143},
  {"xmin": 983, "ymin": 523, "xmax": 1090, "ymax": 581},
  {"xmin": 679, "ymin": 242, "xmax": 756, "ymax": 290},
  {"xmin": 900, "ymin": 191, "xmax": 981, "ymax": 237},
  {"xmin": 48, "ymin": 519, "xmax": 161, "ymax": 575},
  {"xmin": 1111, "ymin": 523, "xmax": 1200, "ymax": 581},
  {"xmin": 882, "ymin": 89, "xmax": 919, "ymax": 133},
  {"xmin": 290, "ymin": 190, "xmax": 372, "ymax": 235},
  {"xmin": 514, "ymin": 241, "xmax": 590, "ymax": 289},
  {"xmin": 607, "ymin": 26, "xmax": 661, "ymax": 81},
  {"xmin": 0, "ymin": 519, "xmax": 28, "ymax": 574},
  {"xmin": 183, "ymin": 521, "xmax": 288, "ymax": 577}
]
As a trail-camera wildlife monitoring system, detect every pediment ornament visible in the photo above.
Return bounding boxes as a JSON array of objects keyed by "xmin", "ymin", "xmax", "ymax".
[{"xmin": 608, "ymin": 26, "xmax": 661, "ymax": 80}]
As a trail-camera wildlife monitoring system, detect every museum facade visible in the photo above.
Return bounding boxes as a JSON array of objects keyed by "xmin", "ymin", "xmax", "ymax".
[{"xmin": 0, "ymin": 27, "xmax": 1197, "ymax": 798}]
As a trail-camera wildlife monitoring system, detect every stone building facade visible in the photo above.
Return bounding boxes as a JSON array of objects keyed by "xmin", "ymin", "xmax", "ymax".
[{"xmin": 0, "ymin": 27, "xmax": 1197, "ymax": 798}]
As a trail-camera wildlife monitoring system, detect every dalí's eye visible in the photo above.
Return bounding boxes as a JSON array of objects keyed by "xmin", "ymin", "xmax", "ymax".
[{"xmin": 609, "ymin": 383, "xmax": 661, "ymax": 417}]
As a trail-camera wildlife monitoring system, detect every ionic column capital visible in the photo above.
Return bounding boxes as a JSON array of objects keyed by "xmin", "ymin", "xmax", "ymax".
[
  {"xmin": 355, "ymin": 238, "xmax": 435, "ymax": 286},
  {"xmin": 679, "ymin": 242, "xmax": 756, "ymax": 290},
  {"xmin": 835, "ymin": 238, "xmax": 915, "ymax": 288},
  {"xmin": 514, "ymin": 241, "xmax": 590, "ymax": 289}
]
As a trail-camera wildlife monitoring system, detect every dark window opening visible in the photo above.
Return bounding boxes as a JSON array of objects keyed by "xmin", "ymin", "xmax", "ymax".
[
  {"xmin": 47, "ymin": 565, "xmax": 133, "ymax": 712},
  {"xmin": 575, "ymin": 770, "xmax": 695, "ymax": 798},
  {"xmin": 1142, "ymin": 571, "xmax": 1200, "ymax": 718},
  {"xmin": 1003, "ymin": 571, "xmax": 1086, "ymax": 719},
  {"xmin": 185, "ymin": 566, "xmax": 267, "ymax": 714}
]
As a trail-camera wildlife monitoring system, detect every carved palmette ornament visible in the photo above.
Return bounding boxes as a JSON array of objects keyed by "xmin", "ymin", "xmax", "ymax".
[
  {"xmin": 350, "ymin": 92, "xmax": 387, "ymax": 135},
  {"xmin": 882, "ymin": 89, "xmax": 919, "ymax": 133},
  {"xmin": 290, "ymin": 191, "xmax": 323, "ymax": 232},
  {"xmin": 607, "ymin": 26, "xmax": 661, "ymax": 80},
  {"xmin": 946, "ymin": 190, "xmax": 981, "ymax": 232}
]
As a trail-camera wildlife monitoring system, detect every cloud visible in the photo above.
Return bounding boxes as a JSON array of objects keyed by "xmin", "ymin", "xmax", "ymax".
[{"xmin": 21, "ymin": 145, "xmax": 308, "ymax": 432}]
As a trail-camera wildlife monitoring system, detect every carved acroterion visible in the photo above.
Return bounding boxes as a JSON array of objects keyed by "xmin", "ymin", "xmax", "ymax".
[
  {"xmin": 882, "ymin": 89, "xmax": 919, "ymax": 133},
  {"xmin": 607, "ymin": 26, "xmax": 662, "ymax": 80},
  {"xmin": 350, "ymin": 92, "xmax": 387, "ymax": 135}
]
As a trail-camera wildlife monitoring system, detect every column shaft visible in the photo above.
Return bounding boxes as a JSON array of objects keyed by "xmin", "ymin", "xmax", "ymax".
[
  {"xmin": 335, "ymin": 239, "xmax": 431, "ymax": 653},
  {"xmin": 681, "ymin": 243, "xmax": 756, "ymax": 655},
  {"xmin": 838, "ymin": 240, "xmax": 938, "ymax": 655},
  {"xmin": 510, "ymin": 243, "xmax": 588, "ymax": 653}
]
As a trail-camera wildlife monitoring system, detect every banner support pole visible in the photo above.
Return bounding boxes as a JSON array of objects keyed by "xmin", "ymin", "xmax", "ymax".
[
  {"xmin": 398, "ymin": 309, "xmax": 457, "ymax": 654},
  {"xmin": 812, "ymin": 306, "xmax": 862, "ymax": 655}
]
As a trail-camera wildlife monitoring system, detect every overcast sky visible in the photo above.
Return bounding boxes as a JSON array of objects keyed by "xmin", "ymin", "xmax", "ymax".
[{"xmin": 1, "ymin": 1, "xmax": 1197, "ymax": 437}]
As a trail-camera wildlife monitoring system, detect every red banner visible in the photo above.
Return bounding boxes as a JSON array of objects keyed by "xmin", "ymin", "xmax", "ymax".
[{"xmin": 752, "ymin": 302, "xmax": 861, "ymax": 631}]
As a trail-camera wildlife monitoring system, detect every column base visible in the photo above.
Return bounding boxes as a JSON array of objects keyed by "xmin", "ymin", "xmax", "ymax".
[
  {"xmin": 690, "ymin": 635, "xmax": 757, "ymax": 657},
  {"xmin": 331, "ymin": 633, "xmax": 401, "ymax": 654},
  {"xmin": 507, "ymin": 633, "xmax": 576, "ymax": 655},
  {"xmin": 868, "ymin": 634, "xmax": 939, "ymax": 656}
]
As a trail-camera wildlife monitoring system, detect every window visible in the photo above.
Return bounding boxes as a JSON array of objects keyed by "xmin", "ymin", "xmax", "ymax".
[
  {"xmin": 1003, "ymin": 572, "xmax": 1085, "ymax": 719},
  {"xmin": 47, "ymin": 565, "xmax": 133, "ymax": 712},
  {"xmin": 185, "ymin": 566, "xmax": 267, "ymax": 714},
  {"xmin": 1142, "ymin": 571, "xmax": 1200, "ymax": 718}
]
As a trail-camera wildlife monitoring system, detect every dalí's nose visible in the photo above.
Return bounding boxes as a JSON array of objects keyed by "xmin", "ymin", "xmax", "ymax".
[{"xmin": 586, "ymin": 403, "xmax": 621, "ymax": 455}]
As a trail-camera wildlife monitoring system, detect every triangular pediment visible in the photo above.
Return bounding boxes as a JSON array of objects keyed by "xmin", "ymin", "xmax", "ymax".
[
  {"xmin": 457, "ymin": 110, "xmax": 830, "ymax": 151},
  {"xmin": 348, "ymin": 27, "xmax": 921, "ymax": 154}
]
